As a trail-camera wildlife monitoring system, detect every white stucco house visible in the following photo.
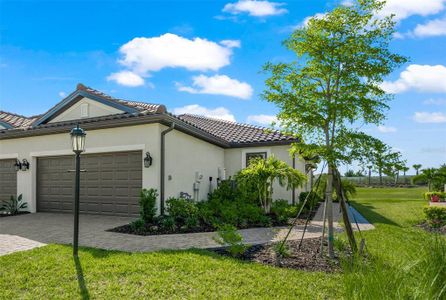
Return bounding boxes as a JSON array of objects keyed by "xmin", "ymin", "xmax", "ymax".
[{"xmin": 0, "ymin": 84, "xmax": 306, "ymax": 217}]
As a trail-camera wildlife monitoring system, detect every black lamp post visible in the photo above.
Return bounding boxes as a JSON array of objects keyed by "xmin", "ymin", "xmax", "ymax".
[{"xmin": 70, "ymin": 124, "xmax": 86, "ymax": 256}]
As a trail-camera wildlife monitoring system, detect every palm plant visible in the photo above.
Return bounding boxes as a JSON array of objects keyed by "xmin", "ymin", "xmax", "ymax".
[
  {"xmin": 237, "ymin": 155, "xmax": 306, "ymax": 213},
  {"xmin": 413, "ymin": 164, "xmax": 422, "ymax": 175},
  {"xmin": 412, "ymin": 168, "xmax": 444, "ymax": 192}
]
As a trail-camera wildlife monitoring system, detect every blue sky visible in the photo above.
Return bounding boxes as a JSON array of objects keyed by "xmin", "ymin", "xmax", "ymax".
[{"xmin": 0, "ymin": 0, "xmax": 445, "ymax": 173}]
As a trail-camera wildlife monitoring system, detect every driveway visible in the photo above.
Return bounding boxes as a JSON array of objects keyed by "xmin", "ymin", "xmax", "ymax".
[
  {"xmin": 0, "ymin": 213, "xmax": 322, "ymax": 255},
  {"xmin": 0, "ymin": 206, "xmax": 374, "ymax": 256}
]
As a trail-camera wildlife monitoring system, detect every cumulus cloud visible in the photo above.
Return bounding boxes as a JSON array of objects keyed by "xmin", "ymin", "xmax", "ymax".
[
  {"xmin": 173, "ymin": 104, "xmax": 236, "ymax": 122},
  {"xmin": 413, "ymin": 112, "xmax": 446, "ymax": 123},
  {"xmin": 107, "ymin": 71, "xmax": 145, "ymax": 87},
  {"xmin": 177, "ymin": 74, "xmax": 253, "ymax": 99},
  {"xmin": 381, "ymin": 64, "xmax": 446, "ymax": 94},
  {"xmin": 377, "ymin": 0, "xmax": 446, "ymax": 21},
  {"xmin": 377, "ymin": 125, "xmax": 397, "ymax": 133},
  {"xmin": 223, "ymin": 0, "xmax": 288, "ymax": 17},
  {"xmin": 117, "ymin": 34, "xmax": 235, "ymax": 74},
  {"xmin": 246, "ymin": 114, "xmax": 277, "ymax": 125},
  {"xmin": 412, "ymin": 16, "xmax": 446, "ymax": 37}
]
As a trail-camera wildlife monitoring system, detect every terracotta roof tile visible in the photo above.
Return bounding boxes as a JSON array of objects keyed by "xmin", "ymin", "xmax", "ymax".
[
  {"xmin": 177, "ymin": 114, "xmax": 296, "ymax": 144},
  {"xmin": 0, "ymin": 111, "xmax": 40, "ymax": 129}
]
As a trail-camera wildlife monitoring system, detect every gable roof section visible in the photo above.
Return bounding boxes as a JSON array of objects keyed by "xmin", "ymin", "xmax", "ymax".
[
  {"xmin": 0, "ymin": 111, "xmax": 41, "ymax": 129},
  {"xmin": 177, "ymin": 114, "xmax": 297, "ymax": 146},
  {"xmin": 33, "ymin": 84, "xmax": 166, "ymax": 126}
]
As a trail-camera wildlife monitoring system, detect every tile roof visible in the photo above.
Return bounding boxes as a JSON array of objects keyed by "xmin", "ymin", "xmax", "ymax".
[
  {"xmin": 1, "ymin": 84, "xmax": 296, "ymax": 146},
  {"xmin": 76, "ymin": 84, "xmax": 166, "ymax": 114},
  {"xmin": 0, "ymin": 111, "xmax": 41, "ymax": 129},
  {"xmin": 177, "ymin": 114, "xmax": 297, "ymax": 145}
]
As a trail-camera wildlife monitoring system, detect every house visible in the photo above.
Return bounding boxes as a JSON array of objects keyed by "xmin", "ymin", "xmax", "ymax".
[{"xmin": 0, "ymin": 84, "xmax": 306, "ymax": 217}]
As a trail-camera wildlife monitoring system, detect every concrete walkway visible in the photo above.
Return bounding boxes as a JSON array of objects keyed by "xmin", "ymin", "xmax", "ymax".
[{"xmin": 0, "ymin": 205, "xmax": 373, "ymax": 256}]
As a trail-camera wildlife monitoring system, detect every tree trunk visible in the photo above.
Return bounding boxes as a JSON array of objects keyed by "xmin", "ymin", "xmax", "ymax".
[
  {"xmin": 368, "ymin": 169, "xmax": 371, "ymax": 186},
  {"xmin": 333, "ymin": 169, "xmax": 357, "ymax": 253},
  {"xmin": 379, "ymin": 170, "xmax": 383, "ymax": 185},
  {"xmin": 325, "ymin": 165, "xmax": 335, "ymax": 258}
]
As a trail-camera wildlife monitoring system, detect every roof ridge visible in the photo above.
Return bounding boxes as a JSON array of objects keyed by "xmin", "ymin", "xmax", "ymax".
[{"xmin": 179, "ymin": 113, "xmax": 271, "ymax": 131}]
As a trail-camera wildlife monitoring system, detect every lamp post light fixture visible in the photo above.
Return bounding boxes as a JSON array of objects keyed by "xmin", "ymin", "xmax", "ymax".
[{"xmin": 70, "ymin": 124, "xmax": 86, "ymax": 257}]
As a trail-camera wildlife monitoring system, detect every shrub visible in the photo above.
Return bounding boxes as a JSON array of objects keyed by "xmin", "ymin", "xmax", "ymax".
[
  {"xmin": 1, "ymin": 194, "xmax": 27, "ymax": 215},
  {"xmin": 139, "ymin": 188, "xmax": 158, "ymax": 224},
  {"xmin": 166, "ymin": 197, "xmax": 199, "ymax": 229},
  {"xmin": 424, "ymin": 206, "xmax": 446, "ymax": 228},
  {"xmin": 299, "ymin": 191, "xmax": 321, "ymax": 210},
  {"xmin": 130, "ymin": 219, "xmax": 145, "ymax": 231},
  {"xmin": 213, "ymin": 224, "xmax": 248, "ymax": 257},
  {"xmin": 158, "ymin": 215, "xmax": 176, "ymax": 232},
  {"xmin": 271, "ymin": 200, "xmax": 296, "ymax": 224}
]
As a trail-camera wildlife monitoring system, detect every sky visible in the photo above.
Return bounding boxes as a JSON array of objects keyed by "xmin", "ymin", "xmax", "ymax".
[{"xmin": 0, "ymin": 0, "xmax": 445, "ymax": 174}]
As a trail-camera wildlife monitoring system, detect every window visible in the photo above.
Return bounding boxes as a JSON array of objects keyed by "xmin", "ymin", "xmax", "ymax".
[{"xmin": 245, "ymin": 152, "xmax": 267, "ymax": 167}]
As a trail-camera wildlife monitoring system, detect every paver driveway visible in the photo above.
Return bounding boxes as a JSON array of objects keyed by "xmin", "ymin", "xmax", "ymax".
[
  {"xmin": 0, "ymin": 205, "xmax": 374, "ymax": 256},
  {"xmin": 0, "ymin": 213, "xmax": 324, "ymax": 255}
]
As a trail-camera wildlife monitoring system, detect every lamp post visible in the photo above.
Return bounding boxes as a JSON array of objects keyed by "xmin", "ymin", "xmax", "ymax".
[{"xmin": 70, "ymin": 125, "xmax": 86, "ymax": 256}]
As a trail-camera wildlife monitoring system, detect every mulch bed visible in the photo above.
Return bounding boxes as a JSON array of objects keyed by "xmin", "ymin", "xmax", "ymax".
[
  {"xmin": 211, "ymin": 238, "xmax": 340, "ymax": 272},
  {"xmin": 0, "ymin": 211, "xmax": 30, "ymax": 218},
  {"xmin": 415, "ymin": 222, "xmax": 446, "ymax": 235}
]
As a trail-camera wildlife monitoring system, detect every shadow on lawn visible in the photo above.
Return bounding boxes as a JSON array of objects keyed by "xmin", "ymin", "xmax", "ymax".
[
  {"xmin": 74, "ymin": 255, "xmax": 90, "ymax": 300},
  {"xmin": 350, "ymin": 202, "xmax": 400, "ymax": 227}
]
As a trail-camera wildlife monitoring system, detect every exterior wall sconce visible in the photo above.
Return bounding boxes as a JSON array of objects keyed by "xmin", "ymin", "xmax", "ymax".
[
  {"xmin": 14, "ymin": 159, "xmax": 22, "ymax": 172},
  {"xmin": 21, "ymin": 159, "xmax": 30, "ymax": 171},
  {"xmin": 144, "ymin": 152, "xmax": 153, "ymax": 168}
]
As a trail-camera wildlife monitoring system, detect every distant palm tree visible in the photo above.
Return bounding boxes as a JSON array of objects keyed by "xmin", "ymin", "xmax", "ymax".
[
  {"xmin": 367, "ymin": 165, "xmax": 372, "ymax": 186},
  {"xmin": 402, "ymin": 166, "xmax": 410, "ymax": 184},
  {"xmin": 413, "ymin": 164, "xmax": 422, "ymax": 175},
  {"xmin": 413, "ymin": 168, "xmax": 438, "ymax": 191}
]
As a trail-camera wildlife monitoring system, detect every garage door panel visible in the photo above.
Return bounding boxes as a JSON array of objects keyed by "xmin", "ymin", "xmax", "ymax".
[
  {"xmin": 0, "ymin": 159, "xmax": 17, "ymax": 202},
  {"xmin": 37, "ymin": 151, "xmax": 142, "ymax": 216}
]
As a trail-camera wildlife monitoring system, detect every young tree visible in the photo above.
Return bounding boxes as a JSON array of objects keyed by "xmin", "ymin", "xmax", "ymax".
[
  {"xmin": 237, "ymin": 156, "xmax": 306, "ymax": 213},
  {"xmin": 413, "ymin": 168, "xmax": 446, "ymax": 192},
  {"xmin": 263, "ymin": 0, "xmax": 407, "ymax": 256},
  {"xmin": 413, "ymin": 164, "xmax": 422, "ymax": 175}
]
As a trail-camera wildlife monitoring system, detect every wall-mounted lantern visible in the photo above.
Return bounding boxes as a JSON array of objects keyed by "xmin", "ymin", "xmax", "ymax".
[
  {"xmin": 144, "ymin": 152, "xmax": 153, "ymax": 168},
  {"xmin": 14, "ymin": 159, "xmax": 22, "ymax": 172},
  {"xmin": 21, "ymin": 159, "xmax": 30, "ymax": 171}
]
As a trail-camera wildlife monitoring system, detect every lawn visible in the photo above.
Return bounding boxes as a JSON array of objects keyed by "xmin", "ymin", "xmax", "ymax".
[{"xmin": 1, "ymin": 187, "xmax": 444, "ymax": 299}]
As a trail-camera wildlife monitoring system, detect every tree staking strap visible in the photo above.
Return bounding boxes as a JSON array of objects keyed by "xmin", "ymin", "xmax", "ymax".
[{"xmin": 278, "ymin": 161, "xmax": 327, "ymax": 254}]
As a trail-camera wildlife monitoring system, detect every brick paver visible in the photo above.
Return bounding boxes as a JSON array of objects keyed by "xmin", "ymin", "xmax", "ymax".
[{"xmin": 0, "ymin": 207, "xmax": 373, "ymax": 255}]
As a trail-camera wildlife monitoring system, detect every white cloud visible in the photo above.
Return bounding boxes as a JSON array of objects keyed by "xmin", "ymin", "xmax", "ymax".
[
  {"xmin": 177, "ymin": 74, "xmax": 253, "ymax": 99},
  {"xmin": 393, "ymin": 32, "xmax": 405, "ymax": 39},
  {"xmin": 301, "ymin": 13, "xmax": 327, "ymax": 27},
  {"xmin": 220, "ymin": 39, "xmax": 241, "ymax": 48},
  {"xmin": 412, "ymin": 16, "xmax": 446, "ymax": 37},
  {"xmin": 107, "ymin": 71, "xmax": 145, "ymax": 87},
  {"xmin": 413, "ymin": 112, "xmax": 446, "ymax": 123},
  {"xmin": 117, "ymin": 34, "xmax": 235, "ymax": 75},
  {"xmin": 246, "ymin": 114, "xmax": 277, "ymax": 125},
  {"xmin": 377, "ymin": 125, "xmax": 397, "ymax": 133},
  {"xmin": 424, "ymin": 98, "xmax": 446, "ymax": 105},
  {"xmin": 381, "ymin": 64, "xmax": 446, "ymax": 94},
  {"xmin": 173, "ymin": 104, "xmax": 236, "ymax": 122},
  {"xmin": 58, "ymin": 91, "xmax": 66, "ymax": 98},
  {"xmin": 377, "ymin": 0, "xmax": 446, "ymax": 21},
  {"xmin": 223, "ymin": 0, "xmax": 288, "ymax": 17}
]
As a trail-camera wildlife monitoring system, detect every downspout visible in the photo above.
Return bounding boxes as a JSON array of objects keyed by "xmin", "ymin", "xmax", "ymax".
[
  {"xmin": 160, "ymin": 123, "xmax": 175, "ymax": 215},
  {"xmin": 292, "ymin": 154, "xmax": 296, "ymax": 205}
]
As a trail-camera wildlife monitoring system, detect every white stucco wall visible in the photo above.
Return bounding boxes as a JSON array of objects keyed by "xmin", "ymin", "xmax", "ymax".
[
  {"xmin": 224, "ymin": 145, "xmax": 307, "ymax": 203},
  {"xmin": 50, "ymin": 97, "xmax": 123, "ymax": 123},
  {"xmin": 0, "ymin": 124, "xmax": 162, "ymax": 213},
  {"xmin": 164, "ymin": 127, "xmax": 225, "ymax": 201}
]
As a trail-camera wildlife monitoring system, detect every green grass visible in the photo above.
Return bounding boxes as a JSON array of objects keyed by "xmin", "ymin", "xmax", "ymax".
[{"xmin": 1, "ymin": 187, "xmax": 444, "ymax": 299}]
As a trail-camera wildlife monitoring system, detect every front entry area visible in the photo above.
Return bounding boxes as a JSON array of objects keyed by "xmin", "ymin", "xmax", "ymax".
[{"xmin": 36, "ymin": 151, "xmax": 142, "ymax": 216}]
